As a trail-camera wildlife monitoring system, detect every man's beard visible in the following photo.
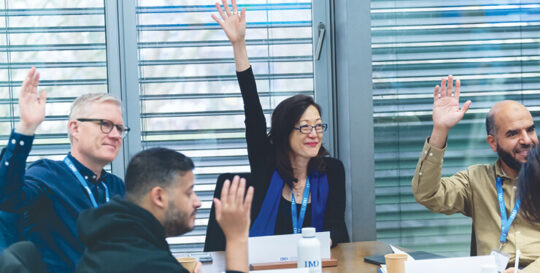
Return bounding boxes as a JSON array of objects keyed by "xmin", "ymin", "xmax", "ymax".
[
  {"xmin": 163, "ymin": 199, "xmax": 195, "ymax": 237},
  {"xmin": 497, "ymin": 143, "xmax": 534, "ymax": 171}
]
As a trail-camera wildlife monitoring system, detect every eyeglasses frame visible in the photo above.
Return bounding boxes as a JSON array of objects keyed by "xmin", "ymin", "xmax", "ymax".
[
  {"xmin": 77, "ymin": 118, "xmax": 130, "ymax": 138},
  {"xmin": 294, "ymin": 123, "xmax": 328, "ymax": 134}
]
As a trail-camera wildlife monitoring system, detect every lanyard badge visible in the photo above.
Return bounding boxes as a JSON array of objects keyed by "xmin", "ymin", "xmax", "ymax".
[
  {"xmin": 496, "ymin": 177, "xmax": 520, "ymax": 245},
  {"xmin": 64, "ymin": 157, "xmax": 110, "ymax": 208},
  {"xmin": 490, "ymin": 176, "xmax": 519, "ymax": 272},
  {"xmin": 291, "ymin": 177, "xmax": 310, "ymax": 234}
]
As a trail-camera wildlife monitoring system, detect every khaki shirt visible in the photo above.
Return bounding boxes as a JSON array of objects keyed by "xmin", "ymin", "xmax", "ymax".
[{"xmin": 412, "ymin": 139, "xmax": 540, "ymax": 272}]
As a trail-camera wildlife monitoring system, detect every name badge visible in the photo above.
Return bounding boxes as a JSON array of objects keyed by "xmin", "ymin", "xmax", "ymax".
[{"xmin": 491, "ymin": 248, "xmax": 510, "ymax": 272}]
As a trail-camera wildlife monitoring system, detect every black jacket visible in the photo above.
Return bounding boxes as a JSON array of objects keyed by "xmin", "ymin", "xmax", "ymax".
[
  {"xmin": 237, "ymin": 67, "xmax": 350, "ymax": 245},
  {"xmin": 76, "ymin": 197, "xmax": 244, "ymax": 273},
  {"xmin": 75, "ymin": 197, "xmax": 188, "ymax": 273}
]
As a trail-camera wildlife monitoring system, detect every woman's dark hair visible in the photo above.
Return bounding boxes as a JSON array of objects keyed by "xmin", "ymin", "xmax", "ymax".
[
  {"xmin": 268, "ymin": 95, "xmax": 329, "ymax": 187},
  {"xmin": 518, "ymin": 144, "xmax": 540, "ymax": 223}
]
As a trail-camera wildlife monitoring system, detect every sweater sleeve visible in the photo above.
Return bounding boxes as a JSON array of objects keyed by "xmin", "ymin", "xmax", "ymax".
[
  {"xmin": 323, "ymin": 158, "xmax": 350, "ymax": 247},
  {"xmin": 236, "ymin": 66, "xmax": 273, "ymax": 177}
]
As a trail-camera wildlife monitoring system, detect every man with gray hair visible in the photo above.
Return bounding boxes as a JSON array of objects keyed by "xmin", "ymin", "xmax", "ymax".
[{"xmin": 0, "ymin": 68, "xmax": 128, "ymax": 273}]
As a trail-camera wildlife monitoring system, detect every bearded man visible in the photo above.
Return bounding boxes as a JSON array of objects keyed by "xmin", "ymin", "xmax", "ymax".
[
  {"xmin": 412, "ymin": 75, "xmax": 540, "ymax": 273},
  {"xmin": 75, "ymin": 147, "xmax": 252, "ymax": 273}
]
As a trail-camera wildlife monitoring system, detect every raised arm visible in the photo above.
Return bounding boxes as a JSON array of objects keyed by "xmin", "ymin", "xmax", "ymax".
[
  {"xmin": 412, "ymin": 75, "xmax": 473, "ymax": 215},
  {"xmin": 16, "ymin": 67, "xmax": 47, "ymax": 136},
  {"xmin": 0, "ymin": 68, "xmax": 46, "ymax": 211},
  {"xmin": 212, "ymin": 0, "xmax": 250, "ymax": 72},
  {"xmin": 213, "ymin": 0, "xmax": 272, "ymax": 171},
  {"xmin": 214, "ymin": 176, "xmax": 254, "ymax": 273},
  {"xmin": 429, "ymin": 75, "xmax": 471, "ymax": 148}
]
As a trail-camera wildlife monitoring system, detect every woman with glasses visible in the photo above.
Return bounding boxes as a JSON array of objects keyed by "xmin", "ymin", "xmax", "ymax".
[{"xmin": 212, "ymin": 0, "xmax": 349, "ymax": 246}]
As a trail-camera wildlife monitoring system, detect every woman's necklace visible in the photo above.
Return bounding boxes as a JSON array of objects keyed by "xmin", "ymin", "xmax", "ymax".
[{"xmin": 292, "ymin": 185, "xmax": 304, "ymax": 198}]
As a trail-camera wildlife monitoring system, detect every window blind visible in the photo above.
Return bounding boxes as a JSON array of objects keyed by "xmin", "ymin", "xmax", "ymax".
[
  {"xmin": 136, "ymin": 0, "xmax": 314, "ymax": 252},
  {"xmin": 0, "ymin": 0, "xmax": 108, "ymax": 163},
  {"xmin": 372, "ymin": 1, "xmax": 540, "ymax": 256}
]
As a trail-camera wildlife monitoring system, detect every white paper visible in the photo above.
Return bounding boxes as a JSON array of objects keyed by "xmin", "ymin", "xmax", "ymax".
[
  {"xmin": 404, "ymin": 255, "xmax": 496, "ymax": 273},
  {"xmin": 389, "ymin": 244, "xmax": 415, "ymax": 261},
  {"xmin": 248, "ymin": 269, "xmax": 309, "ymax": 273},
  {"xmin": 248, "ymin": 232, "xmax": 331, "ymax": 264}
]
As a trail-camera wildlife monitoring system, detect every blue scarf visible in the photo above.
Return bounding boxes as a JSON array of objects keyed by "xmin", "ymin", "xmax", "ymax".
[{"xmin": 249, "ymin": 170, "xmax": 329, "ymax": 237}]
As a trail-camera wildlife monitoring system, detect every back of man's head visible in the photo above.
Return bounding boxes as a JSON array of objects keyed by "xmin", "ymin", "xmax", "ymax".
[{"xmin": 125, "ymin": 148, "xmax": 194, "ymax": 203}]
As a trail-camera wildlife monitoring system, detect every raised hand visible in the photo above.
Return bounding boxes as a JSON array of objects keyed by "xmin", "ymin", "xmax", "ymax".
[
  {"xmin": 212, "ymin": 0, "xmax": 246, "ymax": 45},
  {"xmin": 432, "ymin": 75, "xmax": 471, "ymax": 130},
  {"xmin": 17, "ymin": 67, "xmax": 46, "ymax": 136},
  {"xmin": 429, "ymin": 75, "xmax": 471, "ymax": 148},
  {"xmin": 212, "ymin": 0, "xmax": 250, "ymax": 71},
  {"xmin": 214, "ymin": 175, "xmax": 253, "ymax": 241},
  {"xmin": 213, "ymin": 175, "xmax": 253, "ymax": 272}
]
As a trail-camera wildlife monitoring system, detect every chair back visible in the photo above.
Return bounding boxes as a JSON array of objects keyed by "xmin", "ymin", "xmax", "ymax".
[
  {"xmin": 204, "ymin": 172, "xmax": 251, "ymax": 252},
  {"xmin": 470, "ymin": 224, "xmax": 477, "ymax": 256},
  {"xmin": 0, "ymin": 241, "xmax": 48, "ymax": 273}
]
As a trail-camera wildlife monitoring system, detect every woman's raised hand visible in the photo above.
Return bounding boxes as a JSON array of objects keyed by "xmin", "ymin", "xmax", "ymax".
[
  {"xmin": 212, "ymin": 0, "xmax": 246, "ymax": 45},
  {"xmin": 212, "ymin": 0, "xmax": 250, "ymax": 71}
]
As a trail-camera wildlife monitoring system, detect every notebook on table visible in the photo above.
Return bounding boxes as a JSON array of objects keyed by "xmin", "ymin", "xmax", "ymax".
[{"xmin": 364, "ymin": 251, "xmax": 443, "ymax": 265}]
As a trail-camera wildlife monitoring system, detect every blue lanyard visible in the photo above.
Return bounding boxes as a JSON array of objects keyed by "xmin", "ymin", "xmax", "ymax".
[
  {"xmin": 496, "ymin": 176, "xmax": 520, "ymax": 245},
  {"xmin": 291, "ymin": 177, "xmax": 310, "ymax": 234},
  {"xmin": 64, "ymin": 157, "xmax": 109, "ymax": 208}
]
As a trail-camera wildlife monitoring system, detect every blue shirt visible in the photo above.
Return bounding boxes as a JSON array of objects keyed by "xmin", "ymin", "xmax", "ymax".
[{"xmin": 0, "ymin": 130, "xmax": 125, "ymax": 273}]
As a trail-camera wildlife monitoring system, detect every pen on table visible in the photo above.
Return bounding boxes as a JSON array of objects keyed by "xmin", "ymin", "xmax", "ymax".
[{"xmin": 514, "ymin": 249, "xmax": 520, "ymax": 273}]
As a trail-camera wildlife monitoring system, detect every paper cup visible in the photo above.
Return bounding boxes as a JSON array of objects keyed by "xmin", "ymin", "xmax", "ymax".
[
  {"xmin": 384, "ymin": 253, "xmax": 408, "ymax": 273},
  {"xmin": 177, "ymin": 257, "xmax": 198, "ymax": 273}
]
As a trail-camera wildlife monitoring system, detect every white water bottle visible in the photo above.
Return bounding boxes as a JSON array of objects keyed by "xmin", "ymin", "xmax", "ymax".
[{"xmin": 297, "ymin": 227, "xmax": 321, "ymax": 273}]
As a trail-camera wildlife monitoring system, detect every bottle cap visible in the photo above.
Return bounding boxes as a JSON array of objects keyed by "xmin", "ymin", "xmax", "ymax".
[{"xmin": 302, "ymin": 227, "xmax": 316, "ymax": 237}]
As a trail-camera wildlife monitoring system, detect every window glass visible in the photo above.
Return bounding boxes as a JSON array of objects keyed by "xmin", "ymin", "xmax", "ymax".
[
  {"xmin": 136, "ymin": 0, "xmax": 315, "ymax": 251},
  {"xmin": 372, "ymin": 0, "xmax": 540, "ymax": 256}
]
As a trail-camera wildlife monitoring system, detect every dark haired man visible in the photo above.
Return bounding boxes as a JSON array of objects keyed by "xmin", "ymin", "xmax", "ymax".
[
  {"xmin": 412, "ymin": 76, "xmax": 540, "ymax": 273},
  {"xmin": 75, "ymin": 147, "xmax": 253, "ymax": 273}
]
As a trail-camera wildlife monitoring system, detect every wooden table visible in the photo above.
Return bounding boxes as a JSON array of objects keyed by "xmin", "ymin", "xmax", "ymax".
[{"xmin": 202, "ymin": 241, "xmax": 393, "ymax": 272}]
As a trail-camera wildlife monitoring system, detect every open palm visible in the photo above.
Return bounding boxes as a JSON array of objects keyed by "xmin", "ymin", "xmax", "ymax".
[
  {"xmin": 432, "ymin": 75, "xmax": 471, "ymax": 130},
  {"xmin": 212, "ymin": 0, "xmax": 246, "ymax": 44},
  {"xmin": 214, "ymin": 176, "xmax": 253, "ymax": 241},
  {"xmin": 18, "ymin": 67, "xmax": 46, "ymax": 134}
]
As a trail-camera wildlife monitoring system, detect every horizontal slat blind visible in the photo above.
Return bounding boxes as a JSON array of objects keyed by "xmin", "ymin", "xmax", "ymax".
[
  {"xmin": 136, "ymin": 0, "xmax": 314, "ymax": 252},
  {"xmin": 372, "ymin": 1, "xmax": 540, "ymax": 256},
  {"xmin": 0, "ymin": 0, "xmax": 108, "ymax": 162}
]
